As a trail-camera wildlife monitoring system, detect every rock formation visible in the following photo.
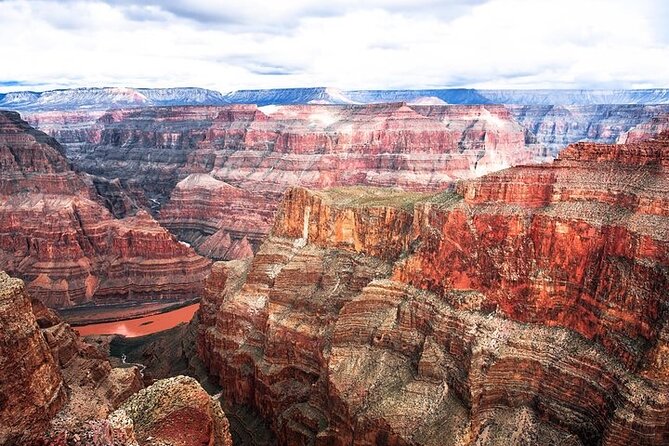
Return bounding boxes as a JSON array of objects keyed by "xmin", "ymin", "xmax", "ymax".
[
  {"xmin": 508, "ymin": 104, "xmax": 669, "ymax": 156},
  {"xmin": 0, "ymin": 111, "xmax": 211, "ymax": 308},
  {"xmin": 0, "ymin": 270, "xmax": 141, "ymax": 445},
  {"xmin": 6, "ymin": 86, "xmax": 669, "ymax": 112},
  {"xmin": 0, "ymin": 271, "xmax": 66, "ymax": 444},
  {"xmin": 26, "ymin": 103, "xmax": 535, "ymax": 259},
  {"xmin": 0, "ymin": 270, "xmax": 234, "ymax": 446},
  {"xmin": 108, "ymin": 375, "xmax": 233, "ymax": 446},
  {"xmin": 619, "ymin": 114, "xmax": 669, "ymax": 143},
  {"xmin": 197, "ymin": 133, "xmax": 669, "ymax": 445},
  {"xmin": 23, "ymin": 103, "xmax": 669, "ymax": 263},
  {"xmin": 0, "ymin": 87, "xmax": 227, "ymax": 112}
]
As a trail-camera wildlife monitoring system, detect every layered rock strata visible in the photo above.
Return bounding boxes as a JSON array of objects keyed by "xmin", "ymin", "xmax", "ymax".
[
  {"xmin": 0, "ymin": 270, "xmax": 233, "ymax": 446},
  {"xmin": 0, "ymin": 271, "xmax": 66, "ymax": 444},
  {"xmin": 198, "ymin": 133, "xmax": 669, "ymax": 445},
  {"xmin": 619, "ymin": 114, "xmax": 669, "ymax": 143},
  {"xmin": 0, "ymin": 111, "xmax": 211, "ymax": 308},
  {"xmin": 507, "ymin": 104, "xmax": 669, "ymax": 156},
  {"xmin": 25, "ymin": 104, "xmax": 669, "ymax": 262},
  {"xmin": 0, "ymin": 271, "xmax": 141, "ymax": 445},
  {"xmin": 27, "ymin": 104, "xmax": 534, "ymax": 259}
]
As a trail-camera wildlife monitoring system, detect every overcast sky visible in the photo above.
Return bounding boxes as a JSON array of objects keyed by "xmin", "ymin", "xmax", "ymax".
[{"xmin": 1, "ymin": 0, "xmax": 668, "ymax": 93}]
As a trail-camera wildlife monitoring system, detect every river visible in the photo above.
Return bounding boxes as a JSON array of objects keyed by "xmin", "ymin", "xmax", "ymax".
[{"xmin": 74, "ymin": 303, "xmax": 200, "ymax": 337}]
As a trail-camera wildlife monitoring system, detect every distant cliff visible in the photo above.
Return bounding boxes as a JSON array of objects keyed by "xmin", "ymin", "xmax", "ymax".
[{"xmin": 4, "ymin": 86, "xmax": 669, "ymax": 111}]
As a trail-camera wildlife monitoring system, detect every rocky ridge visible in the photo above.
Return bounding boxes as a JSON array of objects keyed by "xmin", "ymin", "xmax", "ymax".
[
  {"xmin": 197, "ymin": 133, "xmax": 669, "ymax": 445},
  {"xmin": 6, "ymin": 87, "xmax": 669, "ymax": 110},
  {"xmin": 0, "ymin": 87, "xmax": 227, "ymax": 111}
]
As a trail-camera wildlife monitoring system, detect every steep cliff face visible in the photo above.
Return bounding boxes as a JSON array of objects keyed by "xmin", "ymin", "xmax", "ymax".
[
  {"xmin": 0, "ymin": 271, "xmax": 142, "ymax": 445},
  {"xmin": 25, "ymin": 103, "xmax": 669, "ymax": 263},
  {"xmin": 27, "ymin": 103, "xmax": 533, "ymax": 260},
  {"xmin": 0, "ymin": 270, "xmax": 235, "ymax": 446},
  {"xmin": 0, "ymin": 111, "xmax": 211, "ymax": 308},
  {"xmin": 0, "ymin": 271, "xmax": 66, "ymax": 445},
  {"xmin": 619, "ymin": 114, "xmax": 669, "ymax": 143},
  {"xmin": 198, "ymin": 133, "xmax": 669, "ymax": 445}
]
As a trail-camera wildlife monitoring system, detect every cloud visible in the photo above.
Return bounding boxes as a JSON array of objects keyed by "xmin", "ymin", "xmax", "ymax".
[{"xmin": 1, "ymin": 0, "xmax": 668, "ymax": 92}]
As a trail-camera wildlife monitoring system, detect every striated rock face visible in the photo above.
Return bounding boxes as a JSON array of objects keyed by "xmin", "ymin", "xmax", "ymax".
[
  {"xmin": 398, "ymin": 135, "xmax": 669, "ymax": 367},
  {"xmin": 0, "ymin": 270, "xmax": 234, "ymax": 446},
  {"xmin": 619, "ymin": 114, "xmax": 669, "ymax": 143},
  {"xmin": 109, "ymin": 375, "xmax": 233, "ymax": 446},
  {"xmin": 26, "ymin": 103, "xmax": 669, "ymax": 262},
  {"xmin": 30, "ymin": 103, "xmax": 534, "ymax": 259},
  {"xmin": 198, "ymin": 133, "xmax": 669, "ymax": 445},
  {"xmin": 0, "ymin": 111, "xmax": 211, "ymax": 308},
  {"xmin": 0, "ymin": 271, "xmax": 66, "ymax": 445},
  {"xmin": 0, "ymin": 270, "xmax": 143, "ymax": 445}
]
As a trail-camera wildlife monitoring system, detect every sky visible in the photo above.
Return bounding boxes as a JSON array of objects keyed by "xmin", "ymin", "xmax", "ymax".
[{"xmin": 1, "ymin": 0, "xmax": 669, "ymax": 93}]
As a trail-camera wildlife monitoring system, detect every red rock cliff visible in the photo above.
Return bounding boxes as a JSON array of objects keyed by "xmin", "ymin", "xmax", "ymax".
[
  {"xmin": 0, "ymin": 271, "xmax": 66, "ymax": 444},
  {"xmin": 0, "ymin": 111, "xmax": 211, "ymax": 308},
  {"xmin": 0, "ymin": 271, "xmax": 233, "ymax": 446},
  {"xmin": 198, "ymin": 133, "xmax": 669, "ymax": 445},
  {"xmin": 28, "ymin": 104, "xmax": 535, "ymax": 260}
]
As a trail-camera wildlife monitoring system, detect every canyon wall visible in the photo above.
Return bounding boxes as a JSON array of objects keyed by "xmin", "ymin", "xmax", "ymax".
[
  {"xmin": 0, "ymin": 271, "xmax": 66, "ymax": 444},
  {"xmin": 197, "ymin": 133, "xmax": 669, "ymax": 445},
  {"xmin": 0, "ymin": 270, "xmax": 233, "ymax": 446},
  {"xmin": 0, "ymin": 111, "xmax": 211, "ymax": 308},
  {"xmin": 23, "ymin": 103, "xmax": 669, "ymax": 263},
  {"xmin": 508, "ymin": 104, "xmax": 669, "ymax": 156},
  {"xmin": 25, "ymin": 103, "xmax": 536, "ymax": 259},
  {"xmin": 0, "ymin": 270, "xmax": 142, "ymax": 444}
]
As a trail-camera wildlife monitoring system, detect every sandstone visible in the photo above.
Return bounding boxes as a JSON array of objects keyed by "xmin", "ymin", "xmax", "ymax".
[
  {"xmin": 0, "ymin": 270, "xmax": 143, "ymax": 445},
  {"xmin": 197, "ymin": 133, "xmax": 669, "ymax": 445},
  {"xmin": 0, "ymin": 111, "xmax": 211, "ymax": 308},
  {"xmin": 26, "ymin": 104, "xmax": 536, "ymax": 260},
  {"xmin": 24, "ymin": 103, "xmax": 669, "ymax": 262},
  {"xmin": 508, "ymin": 104, "xmax": 669, "ymax": 156},
  {"xmin": 0, "ymin": 271, "xmax": 66, "ymax": 445},
  {"xmin": 109, "ymin": 375, "xmax": 233, "ymax": 446}
]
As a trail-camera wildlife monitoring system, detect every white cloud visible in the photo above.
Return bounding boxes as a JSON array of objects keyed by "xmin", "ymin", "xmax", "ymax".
[{"xmin": 0, "ymin": 0, "xmax": 668, "ymax": 92}]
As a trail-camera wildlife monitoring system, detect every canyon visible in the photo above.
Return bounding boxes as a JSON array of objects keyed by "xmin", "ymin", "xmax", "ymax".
[
  {"xmin": 22, "ymin": 102, "xmax": 669, "ymax": 264},
  {"xmin": 0, "ymin": 110, "xmax": 211, "ymax": 309},
  {"xmin": 25, "ymin": 103, "xmax": 536, "ymax": 260},
  {"xmin": 0, "ymin": 270, "xmax": 232, "ymax": 445},
  {"xmin": 1, "ymin": 87, "xmax": 668, "ymax": 445},
  {"xmin": 197, "ymin": 131, "xmax": 669, "ymax": 445}
]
